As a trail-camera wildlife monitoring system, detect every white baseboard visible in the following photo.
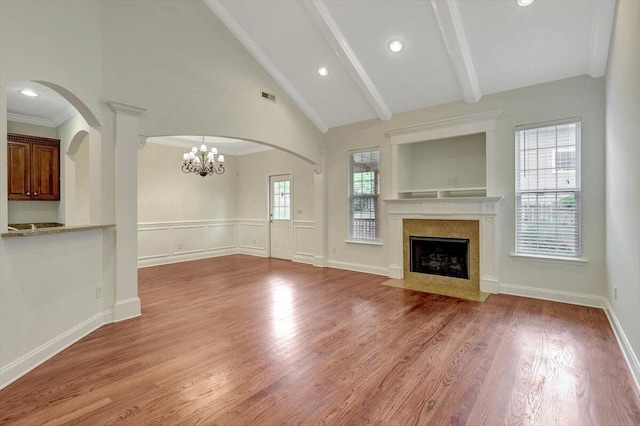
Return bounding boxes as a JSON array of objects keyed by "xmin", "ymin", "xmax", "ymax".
[
  {"xmin": 293, "ymin": 254, "xmax": 315, "ymax": 265},
  {"xmin": 238, "ymin": 247, "xmax": 268, "ymax": 257},
  {"xmin": 0, "ymin": 310, "xmax": 113, "ymax": 390},
  {"xmin": 499, "ymin": 282, "xmax": 607, "ymax": 308},
  {"xmin": 313, "ymin": 255, "xmax": 326, "ymax": 267},
  {"xmin": 138, "ymin": 248, "xmax": 238, "ymax": 268},
  {"xmin": 604, "ymin": 300, "xmax": 640, "ymax": 389},
  {"xmin": 480, "ymin": 278, "xmax": 500, "ymax": 294},
  {"xmin": 326, "ymin": 260, "xmax": 389, "ymax": 276},
  {"xmin": 114, "ymin": 297, "xmax": 141, "ymax": 322},
  {"xmin": 388, "ymin": 265, "xmax": 402, "ymax": 279}
]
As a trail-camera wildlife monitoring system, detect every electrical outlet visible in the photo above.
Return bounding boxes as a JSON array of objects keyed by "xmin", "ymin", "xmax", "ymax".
[
  {"xmin": 96, "ymin": 287, "xmax": 102, "ymax": 299},
  {"xmin": 614, "ymin": 287, "xmax": 618, "ymax": 300},
  {"xmin": 448, "ymin": 177, "xmax": 458, "ymax": 186},
  {"xmin": 332, "ymin": 247, "xmax": 337, "ymax": 254},
  {"xmin": 296, "ymin": 209, "xmax": 303, "ymax": 214},
  {"xmin": 253, "ymin": 239, "xmax": 256, "ymax": 245},
  {"xmin": 177, "ymin": 243, "xmax": 183, "ymax": 250}
]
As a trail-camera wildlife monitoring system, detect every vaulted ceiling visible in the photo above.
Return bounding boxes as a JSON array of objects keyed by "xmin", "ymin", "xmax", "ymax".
[{"xmin": 205, "ymin": 0, "xmax": 616, "ymax": 133}]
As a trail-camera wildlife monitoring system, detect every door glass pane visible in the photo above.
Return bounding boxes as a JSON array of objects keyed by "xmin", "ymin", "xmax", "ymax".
[{"xmin": 272, "ymin": 180, "xmax": 291, "ymax": 220}]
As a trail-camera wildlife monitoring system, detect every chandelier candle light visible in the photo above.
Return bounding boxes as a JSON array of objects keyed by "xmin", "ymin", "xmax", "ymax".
[{"xmin": 182, "ymin": 137, "xmax": 225, "ymax": 177}]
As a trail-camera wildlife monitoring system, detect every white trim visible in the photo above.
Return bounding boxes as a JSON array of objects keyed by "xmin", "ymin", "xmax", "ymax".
[
  {"xmin": 114, "ymin": 297, "xmax": 141, "ymax": 322},
  {"xmin": 499, "ymin": 282, "xmax": 606, "ymax": 309},
  {"xmin": 604, "ymin": 300, "xmax": 640, "ymax": 389},
  {"xmin": 345, "ymin": 239, "xmax": 383, "ymax": 246},
  {"xmin": 327, "ymin": 260, "xmax": 389, "ymax": 276},
  {"xmin": 385, "ymin": 110, "xmax": 501, "ymax": 144},
  {"xmin": 107, "ymin": 101, "xmax": 147, "ymax": 117},
  {"xmin": 430, "ymin": 0, "xmax": 481, "ymax": 104},
  {"xmin": 510, "ymin": 253, "xmax": 588, "ymax": 265},
  {"xmin": 304, "ymin": 0, "xmax": 392, "ymax": 121},
  {"xmin": 138, "ymin": 247, "xmax": 238, "ymax": 268},
  {"xmin": 50, "ymin": 104, "xmax": 78, "ymax": 127},
  {"xmin": 0, "ymin": 310, "xmax": 114, "ymax": 390},
  {"xmin": 204, "ymin": 0, "xmax": 329, "ymax": 133},
  {"xmin": 238, "ymin": 247, "xmax": 268, "ymax": 257},
  {"xmin": 7, "ymin": 112, "xmax": 57, "ymax": 128},
  {"xmin": 586, "ymin": 0, "xmax": 616, "ymax": 78}
]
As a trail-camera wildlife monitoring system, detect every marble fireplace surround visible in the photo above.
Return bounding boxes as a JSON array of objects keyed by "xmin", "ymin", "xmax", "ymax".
[{"xmin": 386, "ymin": 197, "xmax": 503, "ymax": 293}]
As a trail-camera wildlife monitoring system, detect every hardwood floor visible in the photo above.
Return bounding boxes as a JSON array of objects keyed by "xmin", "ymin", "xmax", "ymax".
[{"xmin": 1, "ymin": 254, "xmax": 639, "ymax": 425}]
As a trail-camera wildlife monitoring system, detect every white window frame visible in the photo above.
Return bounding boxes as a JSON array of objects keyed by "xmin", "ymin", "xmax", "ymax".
[
  {"xmin": 347, "ymin": 148, "xmax": 380, "ymax": 243},
  {"xmin": 515, "ymin": 118, "xmax": 582, "ymax": 259}
]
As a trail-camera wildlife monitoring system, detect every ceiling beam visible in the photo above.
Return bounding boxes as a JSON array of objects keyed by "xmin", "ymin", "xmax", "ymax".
[
  {"xmin": 203, "ymin": 0, "xmax": 329, "ymax": 134},
  {"xmin": 586, "ymin": 0, "xmax": 615, "ymax": 78},
  {"xmin": 304, "ymin": 0, "xmax": 392, "ymax": 121},
  {"xmin": 430, "ymin": 0, "xmax": 481, "ymax": 104}
]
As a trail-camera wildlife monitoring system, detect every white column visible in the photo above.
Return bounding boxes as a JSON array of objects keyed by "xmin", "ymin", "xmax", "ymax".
[
  {"xmin": 313, "ymin": 149, "xmax": 327, "ymax": 267},
  {"xmin": 108, "ymin": 101, "xmax": 146, "ymax": 322}
]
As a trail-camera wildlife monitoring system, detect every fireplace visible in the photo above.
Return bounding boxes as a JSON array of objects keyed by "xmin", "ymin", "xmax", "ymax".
[{"xmin": 410, "ymin": 236, "xmax": 470, "ymax": 279}]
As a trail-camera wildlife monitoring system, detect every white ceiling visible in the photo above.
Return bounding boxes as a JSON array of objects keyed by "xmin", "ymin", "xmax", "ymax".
[
  {"xmin": 6, "ymin": 81, "xmax": 76, "ymax": 128},
  {"xmin": 206, "ymin": 0, "xmax": 616, "ymax": 133},
  {"xmin": 147, "ymin": 135, "xmax": 273, "ymax": 156}
]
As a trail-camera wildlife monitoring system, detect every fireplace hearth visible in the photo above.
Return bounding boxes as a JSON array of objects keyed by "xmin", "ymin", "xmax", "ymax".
[{"xmin": 410, "ymin": 236, "xmax": 470, "ymax": 280}]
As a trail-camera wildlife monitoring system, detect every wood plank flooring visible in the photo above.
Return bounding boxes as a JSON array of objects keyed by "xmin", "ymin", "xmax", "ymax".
[{"xmin": 1, "ymin": 254, "xmax": 639, "ymax": 425}]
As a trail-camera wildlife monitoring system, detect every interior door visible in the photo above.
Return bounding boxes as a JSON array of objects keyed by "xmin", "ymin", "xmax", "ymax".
[{"xmin": 269, "ymin": 174, "xmax": 293, "ymax": 260}]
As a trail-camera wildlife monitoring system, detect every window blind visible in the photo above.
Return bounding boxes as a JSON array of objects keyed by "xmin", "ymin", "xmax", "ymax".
[
  {"xmin": 348, "ymin": 149, "xmax": 380, "ymax": 241},
  {"xmin": 515, "ymin": 120, "xmax": 581, "ymax": 257}
]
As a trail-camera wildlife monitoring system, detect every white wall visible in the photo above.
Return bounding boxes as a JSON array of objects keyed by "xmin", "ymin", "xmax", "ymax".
[
  {"xmin": 398, "ymin": 133, "xmax": 486, "ymax": 191},
  {"xmin": 605, "ymin": 0, "xmax": 640, "ymax": 378},
  {"xmin": 138, "ymin": 143, "xmax": 238, "ymax": 223},
  {"xmin": 74, "ymin": 135, "xmax": 90, "ymax": 224},
  {"xmin": 100, "ymin": 0, "xmax": 324, "ymax": 164},
  {"xmin": 326, "ymin": 75, "xmax": 606, "ymax": 299},
  {"xmin": 236, "ymin": 149, "xmax": 316, "ymax": 222}
]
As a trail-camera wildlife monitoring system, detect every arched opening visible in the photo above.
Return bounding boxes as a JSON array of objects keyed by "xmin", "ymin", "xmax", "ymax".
[
  {"xmin": 5, "ymin": 80, "xmax": 101, "ymax": 229},
  {"xmin": 137, "ymin": 134, "xmax": 318, "ymax": 266}
]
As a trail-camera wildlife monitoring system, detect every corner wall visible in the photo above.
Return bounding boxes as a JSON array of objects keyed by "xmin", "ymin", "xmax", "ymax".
[{"xmin": 605, "ymin": 0, "xmax": 640, "ymax": 380}]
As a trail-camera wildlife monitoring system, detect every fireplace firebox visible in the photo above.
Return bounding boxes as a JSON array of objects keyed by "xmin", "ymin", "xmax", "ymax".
[{"xmin": 410, "ymin": 236, "xmax": 470, "ymax": 280}]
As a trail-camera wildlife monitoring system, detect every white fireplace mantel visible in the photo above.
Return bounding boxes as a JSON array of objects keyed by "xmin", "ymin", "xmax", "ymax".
[{"xmin": 385, "ymin": 196, "xmax": 503, "ymax": 294}]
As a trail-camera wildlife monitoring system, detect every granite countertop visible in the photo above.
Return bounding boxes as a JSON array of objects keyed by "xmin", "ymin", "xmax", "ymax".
[{"xmin": 2, "ymin": 224, "xmax": 115, "ymax": 238}]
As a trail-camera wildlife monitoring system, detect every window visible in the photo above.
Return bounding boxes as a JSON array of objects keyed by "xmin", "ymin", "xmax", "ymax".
[
  {"xmin": 348, "ymin": 149, "xmax": 380, "ymax": 241},
  {"xmin": 515, "ymin": 119, "xmax": 581, "ymax": 257},
  {"xmin": 272, "ymin": 180, "xmax": 291, "ymax": 220}
]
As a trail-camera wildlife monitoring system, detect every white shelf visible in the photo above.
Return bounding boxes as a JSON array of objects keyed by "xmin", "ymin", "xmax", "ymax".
[{"xmin": 397, "ymin": 186, "xmax": 487, "ymax": 199}]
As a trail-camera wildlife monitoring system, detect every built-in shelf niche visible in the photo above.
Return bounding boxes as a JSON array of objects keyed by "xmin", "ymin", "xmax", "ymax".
[
  {"xmin": 386, "ymin": 110, "xmax": 501, "ymax": 200},
  {"xmin": 397, "ymin": 133, "xmax": 486, "ymax": 199}
]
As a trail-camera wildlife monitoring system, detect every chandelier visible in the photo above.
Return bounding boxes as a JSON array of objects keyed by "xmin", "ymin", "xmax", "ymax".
[{"xmin": 182, "ymin": 137, "xmax": 225, "ymax": 177}]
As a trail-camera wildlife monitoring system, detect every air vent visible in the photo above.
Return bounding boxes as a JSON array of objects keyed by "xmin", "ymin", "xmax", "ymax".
[{"xmin": 261, "ymin": 91, "xmax": 276, "ymax": 103}]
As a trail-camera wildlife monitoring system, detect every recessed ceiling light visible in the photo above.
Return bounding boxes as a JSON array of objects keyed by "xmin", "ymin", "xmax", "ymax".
[
  {"xmin": 318, "ymin": 67, "xmax": 329, "ymax": 77},
  {"xmin": 20, "ymin": 90, "xmax": 39, "ymax": 97},
  {"xmin": 516, "ymin": 0, "xmax": 534, "ymax": 6},
  {"xmin": 389, "ymin": 40, "xmax": 403, "ymax": 53}
]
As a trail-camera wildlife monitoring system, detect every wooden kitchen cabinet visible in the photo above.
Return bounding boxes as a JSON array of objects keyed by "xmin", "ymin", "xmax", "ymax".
[{"xmin": 7, "ymin": 133, "xmax": 60, "ymax": 201}]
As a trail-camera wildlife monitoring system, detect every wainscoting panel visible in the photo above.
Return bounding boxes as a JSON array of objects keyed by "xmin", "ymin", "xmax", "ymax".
[
  {"xmin": 138, "ymin": 220, "xmax": 239, "ymax": 267},
  {"xmin": 172, "ymin": 225, "xmax": 207, "ymax": 255},
  {"xmin": 293, "ymin": 220, "xmax": 315, "ymax": 264},
  {"xmin": 237, "ymin": 220, "xmax": 267, "ymax": 251},
  {"xmin": 208, "ymin": 223, "xmax": 236, "ymax": 250},
  {"xmin": 138, "ymin": 227, "xmax": 171, "ymax": 260}
]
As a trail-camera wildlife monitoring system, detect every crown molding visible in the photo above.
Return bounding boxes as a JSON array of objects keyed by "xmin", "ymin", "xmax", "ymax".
[
  {"xmin": 586, "ymin": 0, "xmax": 615, "ymax": 78},
  {"xmin": 385, "ymin": 109, "xmax": 501, "ymax": 144},
  {"xmin": 430, "ymin": 0, "xmax": 482, "ymax": 104},
  {"xmin": 204, "ymin": 0, "xmax": 329, "ymax": 134},
  {"xmin": 304, "ymin": 0, "xmax": 392, "ymax": 121},
  {"xmin": 107, "ymin": 101, "xmax": 147, "ymax": 117},
  {"xmin": 7, "ymin": 112, "xmax": 56, "ymax": 128}
]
